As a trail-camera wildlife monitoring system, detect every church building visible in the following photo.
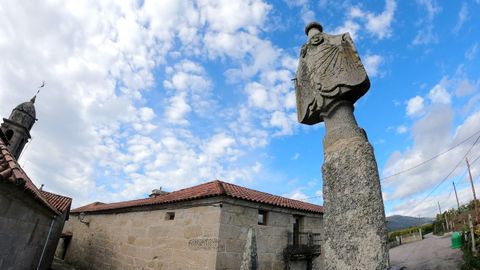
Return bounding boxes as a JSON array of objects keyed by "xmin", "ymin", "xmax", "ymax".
[{"xmin": 0, "ymin": 96, "xmax": 72, "ymax": 270}]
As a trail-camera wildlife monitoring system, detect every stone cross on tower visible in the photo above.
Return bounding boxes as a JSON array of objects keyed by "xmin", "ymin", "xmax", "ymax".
[{"xmin": 295, "ymin": 22, "xmax": 389, "ymax": 270}]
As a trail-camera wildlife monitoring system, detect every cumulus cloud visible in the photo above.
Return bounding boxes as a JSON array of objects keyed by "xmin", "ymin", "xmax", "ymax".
[
  {"xmin": 364, "ymin": 0, "xmax": 397, "ymax": 39},
  {"xmin": 428, "ymin": 83, "xmax": 451, "ymax": 104},
  {"xmin": 334, "ymin": 0, "xmax": 396, "ymax": 40},
  {"xmin": 364, "ymin": 54, "xmax": 384, "ymax": 78},
  {"xmin": 406, "ymin": 96, "xmax": 425, "ymax": 117},
  {"xmin": 0, "ymin": 0, "xmax": 285, "ymax": 207},
  {"xmin": 383, "ymin": 81, "xmax": 480, "ymax": 206}
]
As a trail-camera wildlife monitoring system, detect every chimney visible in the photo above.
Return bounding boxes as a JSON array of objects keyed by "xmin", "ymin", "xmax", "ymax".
[{"xmin": 149, "ymin": 187, "xmax": 169, "ymax": 198}]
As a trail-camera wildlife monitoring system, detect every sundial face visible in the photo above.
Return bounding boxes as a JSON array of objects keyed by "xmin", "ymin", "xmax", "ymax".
[{"xmin": 295, "ymin": 30, "xmax": 370, "ymax": 125}]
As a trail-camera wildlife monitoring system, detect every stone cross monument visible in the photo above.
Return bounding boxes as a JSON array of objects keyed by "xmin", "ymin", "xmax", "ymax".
[{"xmin": 295, "ymin": 22, "xmax": 389, "ymax": 270}]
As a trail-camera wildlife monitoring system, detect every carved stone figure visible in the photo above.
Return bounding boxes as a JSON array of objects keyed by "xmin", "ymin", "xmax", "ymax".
[
  {"xmin": 295, "ymin": 22, "xmax": 389, "ymax": 270},
  {"xmin": 295, "ymin": 22, "xmax": 369, "ymax": 125}
]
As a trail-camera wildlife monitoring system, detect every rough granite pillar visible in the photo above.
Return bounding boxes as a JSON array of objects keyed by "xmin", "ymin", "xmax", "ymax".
[{"xmin": 294, "ymin": 22, "xmax": 389, "ymax": 270}]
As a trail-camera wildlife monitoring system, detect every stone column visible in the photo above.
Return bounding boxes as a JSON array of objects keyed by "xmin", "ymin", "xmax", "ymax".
[{"xmin": 295, "ymin": 22, "xmax": 388, "ymax": 270}]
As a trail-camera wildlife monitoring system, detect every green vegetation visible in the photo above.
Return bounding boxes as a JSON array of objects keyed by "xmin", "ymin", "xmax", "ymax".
[{"xmin": 437, "ymin": 199, "xmax": 480, "ymax": 269}]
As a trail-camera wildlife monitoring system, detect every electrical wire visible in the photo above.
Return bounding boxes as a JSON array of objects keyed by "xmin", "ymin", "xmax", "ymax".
[
  {"xmin": 381, "ymin": 128, "xmax": 480, "ymax": 182},
  {"xmin": 407, "ymin": 134, "xmax": 480, "ymax": 215},
  {"xmin": 293, "ymin": 130, "xmax": 480, "ymax": 202}
]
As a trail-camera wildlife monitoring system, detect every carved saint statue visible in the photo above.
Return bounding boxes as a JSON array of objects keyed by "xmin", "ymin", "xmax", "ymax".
[{"xmin": 295, "ymin": 22, "xmax": 370, "ymax": 125}]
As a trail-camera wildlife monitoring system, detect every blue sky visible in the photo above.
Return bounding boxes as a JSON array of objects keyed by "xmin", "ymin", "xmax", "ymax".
[{"xmin": 0, "ymin": 0, "xmax": 479, "ymax": 217}]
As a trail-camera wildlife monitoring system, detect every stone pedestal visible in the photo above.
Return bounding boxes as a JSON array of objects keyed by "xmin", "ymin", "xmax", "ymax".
[{"xmin": 322, "ymin": 103, "xmax": 389, "ymax": 270}]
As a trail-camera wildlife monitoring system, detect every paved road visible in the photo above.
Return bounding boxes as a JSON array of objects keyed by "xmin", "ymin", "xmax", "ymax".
[{"xmin": 389, "ymin": 233, "xmax": 463, "ymax": 270}]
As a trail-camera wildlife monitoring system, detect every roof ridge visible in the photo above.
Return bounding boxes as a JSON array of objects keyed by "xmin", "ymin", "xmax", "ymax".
[
  {"xmin": 219, "ymin": 180, "xmax": 324, "ymax": 209},
  {"xmin": 72, "ymin": 179, "xmax": 323, "ymax": 214},
  {"xmin": 214, "ymin": 179, "xmax": 227, "ymax": 195}
]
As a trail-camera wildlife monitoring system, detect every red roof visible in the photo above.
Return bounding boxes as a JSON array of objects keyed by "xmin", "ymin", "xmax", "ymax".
[
  {"xmin": 72, "ymin": 180, "xmax": 324, "ymax": 214},
  {"xmin": 0, "ymin": 139, "xmax": 71, "ymax": 215},
  {"xmin": 40, "ymin": 190, "xmax": 72, "ymax": 213}
]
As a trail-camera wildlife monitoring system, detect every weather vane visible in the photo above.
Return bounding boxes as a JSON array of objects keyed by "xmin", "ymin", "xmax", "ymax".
[{"xmin": 36, "ymin": 81, "xmax": 46, "ymax": 95}]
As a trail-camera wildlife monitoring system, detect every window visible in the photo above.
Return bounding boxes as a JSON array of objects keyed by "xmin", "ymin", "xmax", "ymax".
[
  {"xmin": 165, "ymin": 212, "xmax": 175, "ymax": 220},
  {"xmin": 5, "ymin": 129, "xmax": 13, "ymax": 141},
  {"xmin": 258, "ymin": 210, "xmax": 267, "ymax": 225}
]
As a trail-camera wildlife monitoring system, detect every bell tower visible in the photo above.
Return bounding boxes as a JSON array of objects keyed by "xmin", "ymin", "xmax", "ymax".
[{"xmin": 1, "ymin": 96, "xmax": 37, "ymax": 160}]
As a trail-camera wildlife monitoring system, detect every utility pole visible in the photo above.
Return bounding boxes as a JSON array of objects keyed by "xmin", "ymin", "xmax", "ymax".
[
  {"xmin": 467, "ymin": 158, "xmax": 478, "ymax": 222},
  {"xmin": 453, "ymin": 182, "xmax": 461, "ymax": 209}
]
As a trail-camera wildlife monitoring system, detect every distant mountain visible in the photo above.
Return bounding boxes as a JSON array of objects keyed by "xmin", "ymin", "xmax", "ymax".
[{"xmin": 386, "ymin": 215, "xmax": 434, "ymax": 231}]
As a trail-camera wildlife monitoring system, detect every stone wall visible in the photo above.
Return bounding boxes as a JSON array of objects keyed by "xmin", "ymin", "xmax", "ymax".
[
  {"xmin": 64, "ymin": 201, "xmax": 222, "ymax": 270},
  {"xmin": 216, "ymin": 199, "xmax": 323, "ymax": 270},
  {"xmin": 400, "ymin": 232, "xmax": 422, "ymax": 244},
  {"xmin": 40, "ymin": 211, "xmax": 69, "ymax": 269},
  {"xmin": 62, "ymin": 198, "xmax": 323, "ymax": 270},
  {"xmin": 0, "ymin": 182, "xmax": 57, "ymax": 270}
]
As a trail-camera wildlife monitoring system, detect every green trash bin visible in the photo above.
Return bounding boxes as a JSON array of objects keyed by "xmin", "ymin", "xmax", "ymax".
[{"xmin": 451, "ymin": 231, "xmax": 462, "ymax": 249}]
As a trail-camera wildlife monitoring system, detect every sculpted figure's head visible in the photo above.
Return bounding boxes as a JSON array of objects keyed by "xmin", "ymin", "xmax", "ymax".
[{"xmin": 305, "ymin": 22, "xmax": 323, "ymax": 38}]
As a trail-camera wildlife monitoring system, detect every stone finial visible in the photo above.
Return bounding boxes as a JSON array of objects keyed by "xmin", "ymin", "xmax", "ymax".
[{"xmin": 295, "ymin": 22, "xmax": 370, "ymax": 125}]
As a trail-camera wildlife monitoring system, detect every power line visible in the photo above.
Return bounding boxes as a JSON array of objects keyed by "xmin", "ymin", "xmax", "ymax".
[
  {"xmin": 294, "ymin": 131, "xmax": 480, "ymax": 203},
  {"xmin": 407, "ymin": 134, "xmax": 480, "ymax": 215},
  {"xmin": 381, "ymin": 129, "xmax": 480, "ymax": 181}
]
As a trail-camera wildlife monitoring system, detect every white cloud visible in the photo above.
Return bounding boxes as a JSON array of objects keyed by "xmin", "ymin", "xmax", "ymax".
[
  {"xmin": 406, "ymin": 96, "xmax": 425, "ymax": 116},
  {"xmin": 246, "ymin": 82, "xmax": 270, "ymax": 109},
  {"xmin": 283, "ymin": 188, "xmax": 309, "ymax": 202},
  {"xmin": 453, "ymin": 3, "xmax": 468, "ymax": 33},
  {"xmin": 455, "ymin": 79, "xmax": 477, "ymax": 97},
  {"xmin": 284, "ymin": 0, "xmax": 315, "ymax": 24},
  {"xmin": 364, "ymin": 54, "xmax": 384, "ymax": 78},
  {"xmin": 334, "ymin": 0, "xmax": 396, "ymax": 40},
  {"xmin": 396, "ymin": 125, "xmax": 408, "ymax": 134},
  {"xmin": 165, "ymin": 92, "xmax": 191, "ymax": 125},
  {"xmin": 416, "ymin": 0, "xmax": 442, "ymax": 20},
  {"xmin": 365, "ymin": 0, "xmax": 397, "ymax": 39},
  {"xmin": 428, "ymin": 84, "xmax": 451, "ymax": 104},
  {"xmin": 383, "ymin": 102, "xmax": 480, "ymax": 204},
  {"xmin": 270, "ymin": 111, "xmax": 294, "ymax": 135},
  {"xmin": 412, "ymin": 0, "xmax": 442, "ymax": 45},
  {"xmin": 334, "ymin": 20, "xmax": 361, "ymax": 41},
  {"xmin": 465, "ymin": 43, "xmax": 478, "ymax": 60},
  {"xmin": 0, "ymin": 0, "xmax": 281, "ymax": 207}
]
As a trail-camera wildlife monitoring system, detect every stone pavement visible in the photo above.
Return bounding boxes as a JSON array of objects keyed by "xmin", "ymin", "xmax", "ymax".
[{"xmin": 389, "ymin": 233, "xmax": 463, "ymax": 270}]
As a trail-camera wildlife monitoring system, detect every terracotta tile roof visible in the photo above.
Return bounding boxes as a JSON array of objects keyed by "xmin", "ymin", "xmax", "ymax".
[
  {"xmin": 72, "ymin": 180, "xmax": 324, "ymax": 214},
  {"xmin": 40, "ymin": 190, "xmax": 72, "ymax": 213},
  {"xmin": 0, "ymin": 139, "xmax": 60, "ymax": 215}
]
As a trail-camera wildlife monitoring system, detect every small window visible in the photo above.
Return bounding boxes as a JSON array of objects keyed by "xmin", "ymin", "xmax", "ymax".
[
  {"xmin": 258, "ymin": 210, "xmax": 267, "ymax": 225},
  {"xmin": 165, "ymin": 212, "xmax": 175, "ymax": 220},
  {"xmin": 5, "ymin": 130, "xmax": 13, "ymax": 141}
]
